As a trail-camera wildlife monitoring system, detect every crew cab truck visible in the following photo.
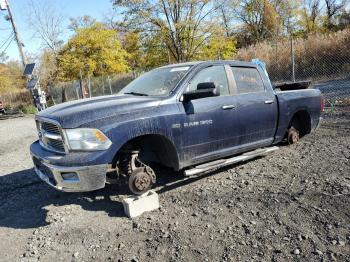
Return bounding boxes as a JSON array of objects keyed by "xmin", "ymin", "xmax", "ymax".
[{"xmin": 30, "ymin": 60, "xmax": 323, "ymax": 195}]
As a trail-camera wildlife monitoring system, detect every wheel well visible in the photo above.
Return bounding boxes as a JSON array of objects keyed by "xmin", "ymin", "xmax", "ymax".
[
  {"xmin": 113, "ymin": 134, "xmax": 179, "ymax": 171},
  {"xmin": 289, "ymin": 110, "xmax": 311, "ymax": 136}
]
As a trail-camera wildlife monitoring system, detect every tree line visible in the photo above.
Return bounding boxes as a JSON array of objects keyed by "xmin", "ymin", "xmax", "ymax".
[{"xmin": 0, "ymin": 0, "xmax": 349, "ymax": 93}]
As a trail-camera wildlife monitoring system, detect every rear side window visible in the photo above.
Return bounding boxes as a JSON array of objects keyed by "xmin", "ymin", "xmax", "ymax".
[{"xmin": 231, "ymin": 67, "xmax": 265, "ymax": 94}]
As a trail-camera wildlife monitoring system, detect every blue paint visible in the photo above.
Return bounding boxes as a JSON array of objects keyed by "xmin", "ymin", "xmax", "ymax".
[{"xmin": 31, "ymin": 61, "xmax": 322, "ymax": 171}]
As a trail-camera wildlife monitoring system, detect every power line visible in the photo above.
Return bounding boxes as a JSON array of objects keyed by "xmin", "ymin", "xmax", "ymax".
[
  {"xmin": 0, "ymin": 33, "xmax": 14, "ymax": 50},
  {"xmin": 2, "ymin": 0, "xmax": 27, "ymax": 66},
  {"xmin": 1, "ymin": 36, "xmax": 14, "ymax": 53}
]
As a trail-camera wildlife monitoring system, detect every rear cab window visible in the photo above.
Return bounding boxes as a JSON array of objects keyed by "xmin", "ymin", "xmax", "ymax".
[{"xmin": 230, "ymin": 67, "xmax": 265, "ymax": 94}]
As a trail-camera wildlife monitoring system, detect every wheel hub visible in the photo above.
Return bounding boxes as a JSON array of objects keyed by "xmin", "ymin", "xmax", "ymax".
[
  {"xmin": 128, "ymin": 167, "xmax": 156, "ymax": 195},
  {"xmin": 120, "ymin": 150, "xmax": 157, "ymax": 195},
  {"xmin": 292, "ymin": 133, "xmax": 299, "ymax": 143},
  {"xmin": 134, "ymin": 171, "xmax": 151, "ymax": 191}
]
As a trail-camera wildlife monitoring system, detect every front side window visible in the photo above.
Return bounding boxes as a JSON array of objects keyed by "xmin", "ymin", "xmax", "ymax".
[
  {"xmin": 186, "ymin": 66, "xmax": 230, "ymax": 95},
  {"xmin": 120, "ymin": 66, "xmax": 190, "ymax": 96},
  {"xmin": 231, "ymin": 67, "xmax": 265, "ymax": 94}
]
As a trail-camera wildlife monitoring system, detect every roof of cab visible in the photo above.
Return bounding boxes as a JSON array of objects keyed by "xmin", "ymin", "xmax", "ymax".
[{"xmin": 158, "ymin": 60, "xmax": 257, "ymax": 69}]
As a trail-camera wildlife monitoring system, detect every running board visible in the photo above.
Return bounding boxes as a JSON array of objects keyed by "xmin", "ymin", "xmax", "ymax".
[{"xmin": 184, "ymin": 146, "xmax": 279, "ymax": 176}]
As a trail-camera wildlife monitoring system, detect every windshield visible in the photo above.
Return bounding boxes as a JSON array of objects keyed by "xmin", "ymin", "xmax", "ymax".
[{"xmin": 120, "ymin": 66, "xmax": 191, "ymax": 97}]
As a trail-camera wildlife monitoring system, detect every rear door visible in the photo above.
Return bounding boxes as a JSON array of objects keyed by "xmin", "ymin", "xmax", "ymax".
[{"xmin": 229, "ymin": 66, "xmax": 278, "ymax": 146}]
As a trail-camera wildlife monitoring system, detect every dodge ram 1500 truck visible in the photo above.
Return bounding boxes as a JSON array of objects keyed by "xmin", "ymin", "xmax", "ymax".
[{"xmin": 30, "ymin": 60, "xmax": 323, "ymax": 195}]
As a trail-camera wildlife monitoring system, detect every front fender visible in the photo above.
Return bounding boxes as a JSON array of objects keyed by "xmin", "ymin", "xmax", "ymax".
[{"xmin": 101, "ymin": 116, "xmax": 180, "ymax": 168}]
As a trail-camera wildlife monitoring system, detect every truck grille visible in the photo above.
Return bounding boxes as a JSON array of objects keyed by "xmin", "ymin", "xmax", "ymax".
[
  {"xmin": 36, "ymin": 120, "xmax": 66, "ymax": 153},
  {"xmin": 41, "ymin": 122, "xmax": 61, "ymax": 135}
]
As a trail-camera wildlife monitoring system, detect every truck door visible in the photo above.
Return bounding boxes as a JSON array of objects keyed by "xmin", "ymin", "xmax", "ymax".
[
  {"xmin": 229, "ymin": 66, "xmax": 278, "ymax": 146},
  {"xmin": 178, "ymin": 65, "xmax": 239, "ymax": 166}
]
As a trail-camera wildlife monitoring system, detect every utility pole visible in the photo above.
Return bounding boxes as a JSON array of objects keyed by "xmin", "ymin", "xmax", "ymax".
[{"xmin": 3, "ymin": 0, "xmax": 27, "ymax": 66}]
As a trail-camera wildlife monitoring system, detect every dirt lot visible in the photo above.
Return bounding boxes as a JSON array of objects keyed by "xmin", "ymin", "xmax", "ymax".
[{"xmin": 0, "ymin": 108, "xmax": 349, "ymax": 262}]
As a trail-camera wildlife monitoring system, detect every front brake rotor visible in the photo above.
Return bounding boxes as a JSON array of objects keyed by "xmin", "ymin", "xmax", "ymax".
[{"xmin": 128, "ymin": 167, "xmax": 155, "ymax": 195}]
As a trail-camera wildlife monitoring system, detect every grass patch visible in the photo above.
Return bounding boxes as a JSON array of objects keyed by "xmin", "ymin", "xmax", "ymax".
[{"xmin": 16, "ymin": 104, "xmax": 37, "ymax": 114}]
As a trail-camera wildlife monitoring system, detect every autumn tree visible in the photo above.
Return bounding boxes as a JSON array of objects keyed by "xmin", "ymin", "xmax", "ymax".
[
  {"xmin": 112, "ymin": 0, "xmax": 232, "ymax": 63},
  {"xmin": 121, "ymin": 31, "xmax": 143, "ymax": 68},
  {"xmin": 337, "ymin": 9, "xmax": 350, "ymax": 29},
  {"xmin": 272, "ymin": 0, "xmax": 301, "ymax": 35},
  {"xmin": 323, "ymin": 0, "xmax": 348, "ymax": 30},
  {"xmin": 56, "ymin": 23, "xmax": 129, "ymax": 81},
  {"xmin": 233, "ymin": 0, "xmax": 280, "ymax": 46},
  {"xmin": 0, "ymin": 61, "xmax": 25, "ymax": 93},
  {"xmin": 37, "ymin": 50, "xmax": 58, "ymax": 89},
  {"xmin": 197, "ymin": 27, "xmax": 237, "ymax": 60},
  {"xmin": 299, "ymin": 0, "xmax": 322, "ymax": 35}
]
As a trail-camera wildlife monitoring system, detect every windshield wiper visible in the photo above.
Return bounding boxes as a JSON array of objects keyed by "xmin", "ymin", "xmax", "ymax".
[{"xmin": 124, "ymin": 92, "xmax": 149, "ymax": 96}]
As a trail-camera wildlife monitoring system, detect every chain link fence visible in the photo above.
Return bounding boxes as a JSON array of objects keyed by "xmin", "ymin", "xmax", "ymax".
[
  {"xmin": 49, "ymin": 29, "xmax": 350, "ymax": 106},
  {"xmin": 236, "ymin": 28, "xmax": 350, "ymax": 106},
  {"xmin": 49, "ymin": 72, "xmax": 138, "ymax": 104}
]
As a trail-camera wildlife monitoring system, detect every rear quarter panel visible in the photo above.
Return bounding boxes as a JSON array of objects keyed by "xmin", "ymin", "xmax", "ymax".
[{"xmin": 274, "ymin": 89, "xmax": 322, "ymax": 143}]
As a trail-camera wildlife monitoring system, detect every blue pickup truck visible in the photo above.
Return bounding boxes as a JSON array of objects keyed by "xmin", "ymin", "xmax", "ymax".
[{"xmin": 30, "ymin": 60, "xmax": 323, "ymax": 194}]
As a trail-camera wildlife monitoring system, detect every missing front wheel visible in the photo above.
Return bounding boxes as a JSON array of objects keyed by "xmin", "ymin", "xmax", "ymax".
[{"xmin": 118, "ymin": 150, "xmax": 156, "ymax": 195}]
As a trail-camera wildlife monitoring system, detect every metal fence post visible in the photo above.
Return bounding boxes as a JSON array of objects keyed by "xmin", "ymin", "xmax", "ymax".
[
  {"xmin": 88, "ymin": 76, "xmax": 92, "ymax": 98},
  {"xmin": 79, "ymin": 70, "xmax": 84, "ymax": 99},
  {"xmin": 102, "ymin": 76, "xmax": 105, "ymax": 95},
  {"xmin": 75, "ymin": 82, "xmax": 80, "ymax": 100},
  {"xmin": 290, "ymin": 36, "xmax": 296, "ymax": 82},
  {"xmin": 108, "ymin": 76, "xmax": 113, "ymax": 94}
]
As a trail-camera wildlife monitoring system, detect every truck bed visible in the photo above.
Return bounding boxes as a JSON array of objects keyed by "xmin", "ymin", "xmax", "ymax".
[
  {"xmin": 274, "ymin": 88, "xmax": 322, "ymax": 143},
  {"xmin": 274, "ymin": 81, "xmax": 311, "ymax": 91}
]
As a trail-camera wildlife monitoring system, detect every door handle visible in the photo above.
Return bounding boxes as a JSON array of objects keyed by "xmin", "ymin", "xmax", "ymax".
[
  {"xmin": 264, "ymin": 100, "xmax": 274, "ymax": 104},
  {"xmin": 222, "ymin": 104, "xmax": 235, "ymax": 110}
]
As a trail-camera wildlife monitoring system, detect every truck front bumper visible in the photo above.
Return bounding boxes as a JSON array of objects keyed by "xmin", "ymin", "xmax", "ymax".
[{"xmin": 30, "ymin": 141, "xmax": 108, "ymax": 192}]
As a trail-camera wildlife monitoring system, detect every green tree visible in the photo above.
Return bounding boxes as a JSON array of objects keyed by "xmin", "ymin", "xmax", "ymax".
[
  {"xmin": 121, "ymin": 31, "xmax": 143, "ymax": 68},
  {"xmin": 57, "ymin": 23, "xmax": 129, "ymax": 80},
  {"xmin": 198, "ymin": 29, "xmax": 237, "ymax": 60},
  {"xmin": 140, "ymin": 32, "xmax": 172, "ymax": 69}
]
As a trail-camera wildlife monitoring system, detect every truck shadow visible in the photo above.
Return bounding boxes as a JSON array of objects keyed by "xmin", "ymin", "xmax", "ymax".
[
  {"xmin": 0, "ymin": 158, "xmax": 258, "ymax": 230},
  {"xmin": 0, "ymin": 168, "xmax": 127, "ymax": 229}
]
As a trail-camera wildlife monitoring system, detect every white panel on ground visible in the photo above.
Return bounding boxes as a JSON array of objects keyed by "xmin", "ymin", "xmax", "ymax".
[{"xmin": 122, "ymin": 190, "xmax": 160, "ymax": 218}]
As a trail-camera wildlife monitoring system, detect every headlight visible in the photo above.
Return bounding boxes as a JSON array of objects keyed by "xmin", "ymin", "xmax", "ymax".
[{"xmin": 63, "ymin": 128, "xmax": 112, "ymax": 151}]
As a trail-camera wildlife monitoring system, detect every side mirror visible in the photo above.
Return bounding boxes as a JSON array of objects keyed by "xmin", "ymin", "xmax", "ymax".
[{"xmin": 183, "ymin": 82, "xmax": 220, "ymax": 102}]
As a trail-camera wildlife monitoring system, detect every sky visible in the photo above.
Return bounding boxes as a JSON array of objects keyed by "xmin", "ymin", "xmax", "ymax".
[{"xmin": 0, "ymin": 0, "xmax": 113, "ymax": 62}]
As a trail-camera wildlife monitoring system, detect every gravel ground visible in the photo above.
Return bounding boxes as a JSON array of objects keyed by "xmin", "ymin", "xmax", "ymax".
[{"xmin": 0, "ymin": 108, "xmax": 349, "ymax": 262}]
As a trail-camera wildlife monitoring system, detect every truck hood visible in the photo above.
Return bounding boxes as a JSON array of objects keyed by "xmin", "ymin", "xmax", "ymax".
[{"xmin": 37, "ymin": 94, "xmax": 162, "ymax": 128}]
